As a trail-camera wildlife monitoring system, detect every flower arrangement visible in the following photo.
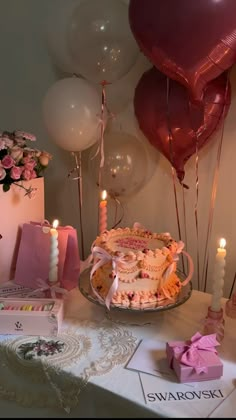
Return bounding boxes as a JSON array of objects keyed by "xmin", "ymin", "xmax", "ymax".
[{"xmin": 0, "ymin": 130, "xmax": 52, "ymax": 197}]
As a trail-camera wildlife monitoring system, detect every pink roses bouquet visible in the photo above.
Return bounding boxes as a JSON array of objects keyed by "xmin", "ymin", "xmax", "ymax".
[{"xmin": 0, "ymin": 130, "xmax": 52, "ymax": 196}]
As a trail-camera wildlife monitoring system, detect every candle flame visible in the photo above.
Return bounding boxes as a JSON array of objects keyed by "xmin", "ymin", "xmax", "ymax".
[
  {"xmin": 219, "ymin": 238, "xmax": 226, "ymax": 249},
  {"xmin": 101, "ymin": 190, "xmax": 107, "ymax": 201},
  {"xmin": 52, "ymin": 219, "xmax": 59, "ymax": 229}
]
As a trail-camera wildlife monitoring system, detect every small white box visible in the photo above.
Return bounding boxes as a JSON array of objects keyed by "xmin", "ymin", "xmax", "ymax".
[{"xmin": 0, "ymin": 297, "xmax": 64, "ymax": 336}]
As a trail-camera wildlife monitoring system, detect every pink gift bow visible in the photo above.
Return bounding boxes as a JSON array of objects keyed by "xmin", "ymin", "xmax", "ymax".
[
  {"xmin": 171, "ymin": 332, "xmax": 220, "ymax": 374},
  {"xmin": 90, "ymin": 246, "xmax": 135, "ymax": 309},
  {"xmin": 27, "ymin": 278, "xmax": 68, "ymax": 299}
]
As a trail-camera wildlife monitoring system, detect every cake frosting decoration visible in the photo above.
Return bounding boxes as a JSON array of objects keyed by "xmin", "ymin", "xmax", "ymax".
[{"xmin": 90, "ymin": 226, "xmax": 193, "ymax": 309}]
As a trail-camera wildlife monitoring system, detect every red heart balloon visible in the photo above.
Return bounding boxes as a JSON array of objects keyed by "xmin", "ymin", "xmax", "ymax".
[
  {"xmin": 129, "ymin": 0, "xmax": 236, "ymax": 101},
  {"xmin": 134, "ymin": 67, "xmax": 231, "ymax": 182}
]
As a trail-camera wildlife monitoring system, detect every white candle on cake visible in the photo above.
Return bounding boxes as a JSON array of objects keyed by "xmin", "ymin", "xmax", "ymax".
[
  {"xmin": 49, "ymin": 219, "xmax": 59, "ymax": 284},
  {"xmin": 210, "ymin": 238, "xmax": 226, "ymax": 312}
]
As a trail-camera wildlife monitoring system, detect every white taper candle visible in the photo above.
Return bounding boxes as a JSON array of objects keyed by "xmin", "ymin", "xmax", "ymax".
[
  {"xmin": 210, "ymin": 238, "xmax": 226, "ymax": 312},
  {"xmin": 49, "ymin": 219, "xmax": 59, "ymax": 284}
]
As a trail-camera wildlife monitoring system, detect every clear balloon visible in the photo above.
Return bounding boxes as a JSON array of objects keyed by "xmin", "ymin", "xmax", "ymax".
[
  {"xmin": 67, "ymin": 0, "xmax": 139, "ymax": 84},
  {"xmin": 42, "ymin": 77, "xmax": 101, "ymax": 152},
  {"xmin": 94, "ymin": 53, "xmax": 151, "ymax": 114},
  {"xmin": 89, "ymin": 130, "xmax": 148, "ymax": 197}
]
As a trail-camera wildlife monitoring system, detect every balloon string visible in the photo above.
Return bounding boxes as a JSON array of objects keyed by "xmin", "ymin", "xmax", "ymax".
[
  {"xmin": 202, "ymin": 74, "xmax": 230, "ymax": 292},
  {"xmin": 166, "ymin": 76, "xmax": 185, "ymax": 274},
  {"xmin": 188, "ymin": 100, "xmax": 201, "ymax": 291},
  {"xmin": 94, "ymin": 80, "xmax": 114, "ymax": 235},
  {"xmin": 96, "ymin": 81, "xmax": 108, "ymax": 235},
  {"xmin": 166, "ymin": 77, "xmax": 175, "ymax": 168},
  {"xmin": 194, "ymin": 138, "xmax": 200, "ymax": 291},
  {"xmin": 229, "ymin": 272, "xmax": 236, "ymax": 299},
  {"xmin": 97, "ymin": 80, "xmax": 114, "ymax": 171},
  {"xmin": 98, "ymin": 81, "xmax": 108, "ymax": 183},
  {"xmin": 110, "ymin": 194, "xmax": 125, "ymax": 229},
  {"xmin": 68, "ymin": 151, "xmax": 85, "ymax": 261},
  {"xmin": 182, "ymin": 184, "xmax": 188, "ymax": 276},
  {"xmin": 171, "ymin": 167, "xmax": 186, "ymax": 274}
]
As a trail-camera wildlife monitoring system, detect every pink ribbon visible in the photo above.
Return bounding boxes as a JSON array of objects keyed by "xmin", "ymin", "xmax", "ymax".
[
  {"xmin": 27, "ymin": 278, "xmax": 68, "ymax": 299},
  {"xmin": 172, "ymin": 332, "xmax": 219, "ymax": 374},
  {"xmin": 90, "ymin": 246, "xmax": 134, "ymax": 309},
  {"xmin": 80, "ymin": 254, "xmax": 93, "ymax": 274},
  {"xmin": 163, "ymin": 244, "xmax": 194, "ymax": 286}
]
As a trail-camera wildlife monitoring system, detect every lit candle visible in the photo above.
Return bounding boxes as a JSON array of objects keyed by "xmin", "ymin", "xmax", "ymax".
[
  {"xmin": 49, "ymin": 219, "xmax": 59, "ymax": 284},
  {"xmin": 210, "ymin": 238, "xmax": 226, "ymax": 312},
  {"xmin": 99, "ymin": 190, "xmax": 107, "ymax": 234}
]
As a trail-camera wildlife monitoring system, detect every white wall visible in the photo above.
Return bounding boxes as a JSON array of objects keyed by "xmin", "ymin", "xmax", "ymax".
[{"xmin": 0, "ymin": 0, "xmax": 236, "ymax": 297}]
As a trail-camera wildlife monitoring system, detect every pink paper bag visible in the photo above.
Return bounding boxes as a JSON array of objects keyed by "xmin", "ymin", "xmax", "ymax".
[{"xmin": 14, "ymin": 222, "xmax": 80, "ymax": 291}]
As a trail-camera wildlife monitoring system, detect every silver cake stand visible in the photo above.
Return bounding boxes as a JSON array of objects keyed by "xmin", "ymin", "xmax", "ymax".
[{"xmin": 79, "ymin": 269, "xmax": 192, "ymax": 326}]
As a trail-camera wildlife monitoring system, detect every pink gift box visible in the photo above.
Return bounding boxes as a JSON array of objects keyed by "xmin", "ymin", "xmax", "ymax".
[{"xmin": 166, "ymin": 332, "xmax": 223, "ymax": 383}]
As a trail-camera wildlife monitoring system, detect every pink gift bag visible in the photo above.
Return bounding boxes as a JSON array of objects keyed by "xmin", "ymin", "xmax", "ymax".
[
  {"xmin": 14, "ymin": 222, "xmax": 80, "ymax": 291},
  {"xmin": 0, "ymin": 177, "xmax": 44, "ymax": 283}
]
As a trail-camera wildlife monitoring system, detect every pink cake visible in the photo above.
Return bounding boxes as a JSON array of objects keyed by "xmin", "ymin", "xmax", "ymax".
[{"xmin": 91, "ymin": 226, "xmax": 189, "ymax": 308}]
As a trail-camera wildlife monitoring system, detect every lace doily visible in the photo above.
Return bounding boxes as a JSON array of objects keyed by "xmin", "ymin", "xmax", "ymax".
[{"xmin": 0, "ymin": 318, "xmax": 137, "ymax": 413}]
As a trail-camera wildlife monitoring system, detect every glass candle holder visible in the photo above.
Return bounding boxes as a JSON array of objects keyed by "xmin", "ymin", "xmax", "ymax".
[
  {"xmin": 203, "ymin": 306, "xmax": 225, "ymax": 343},
  {"xmin": 225, "ymin": 292, "xmax": 236, "ymax": 318}
]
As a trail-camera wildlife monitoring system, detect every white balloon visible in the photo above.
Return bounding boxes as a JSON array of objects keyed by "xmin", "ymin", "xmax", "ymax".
[
  {"xmin": 42, "ymin": 77, "xmax": 101, "ymax": 152},
  {"xmin": 67, "ymin": 0, "xmax": 139, "ymax": 83}
]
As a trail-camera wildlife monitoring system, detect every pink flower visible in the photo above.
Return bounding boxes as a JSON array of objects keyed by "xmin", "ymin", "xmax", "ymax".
[
  {"xmin": 0, "ymin": 129, "xmax": 51, "ymax": 193},
  {"xmin": 21, "ymin": 169, "xmax": 32, "ymax": 180},
  {"xmin": 14, "ymin": 137, "xmax": 26, "ymax": 147},
  {"xmin": 14, "ymin": 131, "xmax": 36, "ymax": 141},
  {"xmin": 22, "ymin": 156, "xmax": 31, "ymax": 164},
  {"xmin": 3, "ymin": 137, "xmax": 14, "ymax": 148},
  {"xmin": 10, "ymin": 146, "xmax": 23, "ymax": 163},
  {"xmin": 30, "ymin": 170, "xmax": 37, "ymax": 179},
  {"xmin": 24, "ymin": 160, "xmax": 36, "ymax": 171},
  {"xmin": 10, "ymin": 166, "xmax": 22, "ymax": 180},
  {"xmin": 0, "ymin": 165, "xmax": 6, "ymax": 181},
  {"xmin": 0, "ymin": 138, "xmax": 6, "ymax": 150},
  {"xmin": 1, "ymin": 155, "xmax": 14, "ymax": 169}
]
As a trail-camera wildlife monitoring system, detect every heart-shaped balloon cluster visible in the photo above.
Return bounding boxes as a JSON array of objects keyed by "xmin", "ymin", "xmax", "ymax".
[
  {"xmin": 129, "ymin": 0, "xmax": 235, "ymax": 182},
  {"xmin": 134, "ymin": 68, "xmax": 231, "ymax": 182}
]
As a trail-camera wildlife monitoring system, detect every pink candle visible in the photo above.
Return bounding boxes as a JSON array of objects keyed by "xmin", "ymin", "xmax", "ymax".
[{"xmin": 99, "ymin": 190, "xmax": 107, "ymax": 234}]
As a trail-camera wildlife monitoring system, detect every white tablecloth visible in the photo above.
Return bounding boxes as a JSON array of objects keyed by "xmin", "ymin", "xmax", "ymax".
[{"xmin": 0, "ymin": 285, "xmax": 235, "ymax": 418}]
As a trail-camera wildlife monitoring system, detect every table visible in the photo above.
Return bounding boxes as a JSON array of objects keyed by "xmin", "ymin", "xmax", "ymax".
[{"xmin": 0, "ymin": 286, "xmax": 235, "ymax": 418}]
